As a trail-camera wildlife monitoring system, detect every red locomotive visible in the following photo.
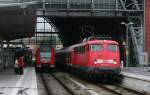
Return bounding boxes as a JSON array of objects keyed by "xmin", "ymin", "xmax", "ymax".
[
  {"xmin": 35, "ymin": 47, "xmax": 55, "ymax": 71},
  {"xmin": 56, "ymin": 36, "xmax": 121, "ymax": 77}
]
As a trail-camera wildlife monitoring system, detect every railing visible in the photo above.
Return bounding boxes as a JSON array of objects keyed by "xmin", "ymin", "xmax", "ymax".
[
  {"xmin": 0, "ymin": 0, "xmax": 36, "ymax": 3},
  {"xmin": 37, "ymin": 0, "xmax": 143, "ymax": 11}
]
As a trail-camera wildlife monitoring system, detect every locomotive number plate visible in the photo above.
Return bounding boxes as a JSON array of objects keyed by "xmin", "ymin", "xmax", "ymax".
[
  {"xmin": 95, "ymin": 59, "xmax": 114, "ymax": 64},
  {"xmin": 95, "ymin": 59, "xmax": 103, "ymax": 64}
]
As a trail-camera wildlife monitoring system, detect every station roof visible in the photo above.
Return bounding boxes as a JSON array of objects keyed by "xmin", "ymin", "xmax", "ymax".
[{"xmin": 0, "ymin": 0, "xmax": 37, "ymax": 41}]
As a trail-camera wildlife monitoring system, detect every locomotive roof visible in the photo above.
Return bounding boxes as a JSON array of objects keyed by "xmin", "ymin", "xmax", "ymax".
[
  {"xmin": 86, "ymin": 40, "xmax": 119, "ymax": 44},
  {"xmin": 82, "ymin": 35, "xmax": 112, "ymax": 42},
  {"xmin": 71, "ymin": 39, "xmax": 119, "ymax": 48},
  {"xmin": 89, "ymin": 35, "xmax": 112, "ymax": 39},
  {"xmin": 56, "ymin": 39, "xmax": 119, "ymax": 54}
]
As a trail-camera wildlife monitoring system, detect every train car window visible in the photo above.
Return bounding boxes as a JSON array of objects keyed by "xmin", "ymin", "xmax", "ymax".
[
  {"xmin": 81, "ymin": 46, "xmax": 85, "ymax": 53},
  {"xmin": 108, "ymin": 44, "xmax": 118, "ymax": 51},
  {"xmin": 74, "ymin": 46, "xmax": 85, "ymax": 54},
  {"xmin": 89, "ymin": 38, "xmax": 97, "ymax": 41},
  {"xmin": 90, "ymin": 44, "xmax": 103, "ymax": 51},
  {"xmin": 74, "ymin": 47, "xmax": 79, "ymax": 53}
]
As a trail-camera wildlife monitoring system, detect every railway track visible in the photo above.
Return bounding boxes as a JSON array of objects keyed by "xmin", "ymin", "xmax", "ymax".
[
  {"xmin": 40, "ymin": 72, "xmax": 77, "ymax": 95},
  {"xmin": 56, "ymin": 71, "xmax": 149, "ymax": 95},
  {"xmin": 39, "ymin": 73, "xmax": 50, "ymax": 95},
  {"xmin": 98, "ymin": 84, "xmax": 147, "ymax": 95},
  {"xmin": 39, "ymin": 71, "xmax": 149, "ymax": 95},
  {"xmin": 51, "ymin": 73, "xmax": 76, "ymax": 95}
]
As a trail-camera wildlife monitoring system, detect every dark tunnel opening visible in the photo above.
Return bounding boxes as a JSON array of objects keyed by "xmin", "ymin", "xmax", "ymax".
[{"xmin": 49, "ymin": 17, "xmax": 127, "ymax": 46}]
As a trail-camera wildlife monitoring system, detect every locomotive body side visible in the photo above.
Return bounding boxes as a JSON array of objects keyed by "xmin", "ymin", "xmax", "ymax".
[{"xmin": 56, "ymin": 47, "xmax": 74, "ymax": 70}]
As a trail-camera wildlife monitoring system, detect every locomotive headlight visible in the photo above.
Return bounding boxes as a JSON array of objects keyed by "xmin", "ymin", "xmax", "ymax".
[
  {"xmin": 114, "ymin": 61, "xmax": 117, "ymax": 64},
  {"xmin": 113, "ymin": 59, "xmax": 117, "ymax": 64},
  {"xmin": 94, "ymin": 59, "xmax": 97, "ymax": 64}
]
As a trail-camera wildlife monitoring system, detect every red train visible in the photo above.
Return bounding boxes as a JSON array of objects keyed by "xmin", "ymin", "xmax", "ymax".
[
  {"xmin": 56, "ymin": 36, "xmax": 121, "ymax": 77},
  {"xmin": 35, "ymin": 47, "xmax": 55, "ymax": 71}
]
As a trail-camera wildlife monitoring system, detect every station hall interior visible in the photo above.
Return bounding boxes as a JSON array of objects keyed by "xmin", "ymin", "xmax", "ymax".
[
  {"xmin": 1, "ymin": 0, "xmax": 150, "ymax": 95},
  {"xmin": 0, "ymin": 0, "xmax": 146, "ymax": 67}
]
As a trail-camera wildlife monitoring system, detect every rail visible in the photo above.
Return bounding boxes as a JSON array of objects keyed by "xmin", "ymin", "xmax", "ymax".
[
  {"xmin": 98, "ymin": 84, "xmax": 147, "ymax": 95},
  {"xmin": 40, "ymin": 73, "xmax": 51, "ymax": 95},
  {"xmin": 51, "ymin": 73, "xmax": 76, "ymax": 95},
  {"xmin": 41, "ymin": 73, "xmax": 77, "ymax": 95}
]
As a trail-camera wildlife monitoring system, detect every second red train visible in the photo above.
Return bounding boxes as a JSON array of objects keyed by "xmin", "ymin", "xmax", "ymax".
[{"xmin": 35, "ymin": 46, "xmax": 55, "ymax": 71}]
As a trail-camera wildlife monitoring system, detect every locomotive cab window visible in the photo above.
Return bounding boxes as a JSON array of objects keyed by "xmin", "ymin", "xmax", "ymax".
[
  {"xmin": 108, "ymin": 44, "xmax": 118, "ymax": 51},
  {"xmin": 90, "ymin": 44, "xmax": 103, "ymax": 51}
]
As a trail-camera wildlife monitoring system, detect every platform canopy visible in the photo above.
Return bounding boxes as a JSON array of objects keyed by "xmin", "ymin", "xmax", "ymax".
[{"xmin": 0, "ymin": 0, "xmax": 37, "ymax": 41}]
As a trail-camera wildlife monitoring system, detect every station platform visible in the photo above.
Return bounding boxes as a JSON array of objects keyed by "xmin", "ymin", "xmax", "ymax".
[
  {"xmin": 121, "ymin": 67, "xmax": 150, "ymax": 93},
  {"xmin": 0, "ymin": 67, "xmax": 38, "ymax": 95},
  {"xmin": 121, "ymin": 67, "xmax": 150, "ymax": 81}
]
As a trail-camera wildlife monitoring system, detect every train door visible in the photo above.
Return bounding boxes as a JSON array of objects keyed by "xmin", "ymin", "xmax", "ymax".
[{"xmin": 50, "ymin": 48, "xmax": 55, "ymax": 67}]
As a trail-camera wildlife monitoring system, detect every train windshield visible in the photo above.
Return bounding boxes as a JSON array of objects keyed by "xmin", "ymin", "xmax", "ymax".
[
  {"xmin": 40, "ymin": 49, "xmax": 51, "ymax": 59},
  {"xmin": 108, "ymin": 44, "xmax": 118, "ymax": 51},
  {"xmin": 90, "ymin": 44, "xmax": 103, "ymax": 51}
]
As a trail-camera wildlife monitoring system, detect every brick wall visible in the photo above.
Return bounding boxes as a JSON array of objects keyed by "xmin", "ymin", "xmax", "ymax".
[{"xmin": 145, "ymin": 0, "xmax": 150, "ymax": 61}]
